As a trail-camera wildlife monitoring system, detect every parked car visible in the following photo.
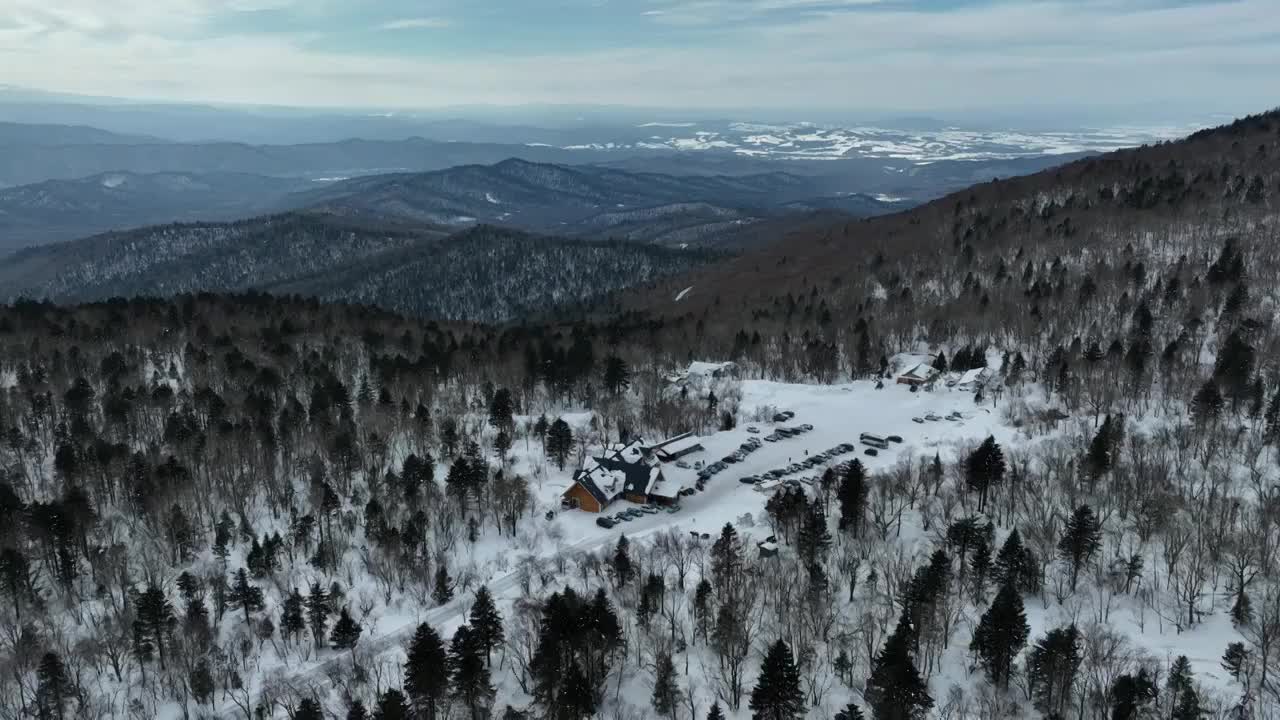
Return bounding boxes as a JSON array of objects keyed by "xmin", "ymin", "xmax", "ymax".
[
  {"xmin": 747, "ymin": 426, "xmax": 760, "ymax": 434},
  {"xmin": 666, "ymin": 506, "xmax": 682, "ymax": 514},
  {"xmin": 676, "ymin": 460, "xmax": 691, "ymax": 469},
  {"xmin": 800, "ymin": 423, "xmax": 814, "ymax": 431},
  {"xmin": 614, "ymin": 513, "xmax": 631, "ymax": 522},
  {"xmin": 925, "ymin": 413, "xmax": 941, "ymax": 421},
  {"xmin": 780, "ymin": 411, "xmax": 796, "ymax": 420},
  {"xmin": 740, "ymin": 476, "xmax": 758, "ymax": 484},
  {"xmin": 772, "ymin": 413, "xmax": 789, "ymax": 423},
  {"xmin": 680, "ymin": 488, "xmax": 697, "ymax": 497},
  {"xmin": 887, "ymin": 435, "xmax": 903, "ymax": 443},
  {"xmin": 912, "ymin": 417, "xmax": 925, "ymax": 423},
  {"xmin": 641, "ymin": 506, "xmax": 660, "ymax": 514},
  {"xmin": 723, "ymin": 455, "xmax": 738, "ymax": 464},
  {"xmin": 865, "ymin": 448, "xmax": 879, "ymax": 456},
  {"xmin": 596, "ymin": 517, "xmax": 617, "ymax": 528},
  {"xmin": 694, "ymin": 460, "xmax": 705, "ymax": 469},
  {"xmin": 765, "ymin": 435, "xmax": 780, "ymax": 442}
]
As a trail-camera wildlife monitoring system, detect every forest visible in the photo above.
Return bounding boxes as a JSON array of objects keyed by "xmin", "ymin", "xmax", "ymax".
[{"xmin": 1, "ymin": 109, "xmax": 1280, "ymax": 720}]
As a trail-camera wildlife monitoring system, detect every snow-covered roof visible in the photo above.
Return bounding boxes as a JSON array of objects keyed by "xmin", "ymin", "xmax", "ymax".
[
  {"xmin": 687, "ymin": 360, "xmax": 737, "ymax": 376},
  {"xmin": 652, "ymin": 434, "xmax": 703, "ymax": 457},
  {"xmin": 900, "ymin": 363, "xmax": 938, "ymax": 381},
  {"xmin": 956, "ymin": 368, "xmax": 989, "ymax": 386}
]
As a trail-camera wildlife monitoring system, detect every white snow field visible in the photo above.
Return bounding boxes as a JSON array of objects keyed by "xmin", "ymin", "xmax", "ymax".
[{"xmin": 225, "ymin": 377, "xmax": 1245, "ymax": 719}]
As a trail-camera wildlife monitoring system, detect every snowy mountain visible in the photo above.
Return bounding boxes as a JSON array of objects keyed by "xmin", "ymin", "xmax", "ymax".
[
  {"xmin": 0, "ymin": 171, "xmax": 313, "ymax": 251},
  {"xmin": 0, "ymin": 216, "xmax": 713, "ymax": 322}
]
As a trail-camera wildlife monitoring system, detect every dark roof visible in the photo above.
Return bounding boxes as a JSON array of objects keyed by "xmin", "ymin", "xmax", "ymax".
[{"xmin": 596, "ymin": 455, "xmax": 657, "ymax": 497}]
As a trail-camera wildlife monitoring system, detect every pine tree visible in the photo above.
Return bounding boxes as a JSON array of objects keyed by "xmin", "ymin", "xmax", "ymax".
[
  {"xmin": 133, "ymin": 584, "xmax": 175, "ymax": 670},
  {"xmin": 546, "ymin": 419, "xmax": 573, "ymax": 470},
  {"xmin": 604, "ymin": 355, "xmax": 631, "ymax": 395},
  {"xmin": 468, "ymin": 585, "xmax": 505, "ymax": 667},
  {"xmin": 559, "ymin": 659, "xmax": 597, "ymax": 719},
  {"xmin": 866, "ymin": 611, "xmax": 933, "ymax": 720},
  {"xmin": 612, "ymin": 535, "xmax": 634, "ymax": 587},
  {"xmin": 36, "ymin": 652, "xmax": 69, "ymax": 720},
  {"xmin": 295, "ymin": 699, "xmax": 324, "ymax": 720},
  {"xmin": 1109, "ymin": 669, "xmax": 1157, "ymax": 720},
  {"xmin": 707, "ymin": 702, "xmax": 726, "ymax": 720},
  {"xmin": 749, "ymin": 639, "xmax": 806, "ymax": 720},
  {"xmin": 306, "ymin": 581, "xmax": 331, "ymax": 649},
  {"xmin": 373, "ymin": 689, "xmax": 411, "ymax": 720},
  {"xmin": 971, "ymin": 581, "xmax": 1029, "ymax": 690},
  {"xmin": 933, "ymin": 351, "xmax": 949, "ymax": 374},
  {"xmin": 964, "ymin": 436, "xmax": 1006, "ymax": 513},
  {"xmin": 281, "ymin": 588, "xmax": 306, "ymax": 643},
  {"xmin": 1221, "ymin": 642, "xmax": 1249, "ymax": 681},
  {"xmin": 838, "ymin": 460, "xmax": 868, "ymax": 537},
  {"xmin": 1168, "ymin": 655, "xmax": 1194, "ymax": 700},
  {"xmin": 1085, "ymin": 415, "xmax": 1114, "ymax": 483},
  {"xmin": 1192, "ymin": 380, "xmax": 1224, "ymax": 425},
  {"xmin": 652, "ymin": 650, "xmax": 681, "ymax": 717},
  {"xmin": 797, "ymin": 499, "xmax": 833, "ymax": 567},
  {"xmin": 833, "ymin": 648, "xmax": 854, "ymax": 686},
  {"xmin": 433, "ymin": 563, "xmax": 455, "ymax": 605},
  {"xmin": 346, "ymin": 700, "xmax": 369, "ymax": 720},
  {"xmin": 488, "ymin": 388, "xmax": 515, "ymax": 433},
  {"xmin": 1058, "ymin": 505, "xmax": 1103, "ymax": 592},
  {"xmin": 835, "ymin": 704, "xmax": 866, "ymax": 720},
  {"xmin": 993, "ymin": 529, "xmax": 1040, "ymax": 593},
  {"xmin": 227, "ymin": 568, "xmax": 264, "ymax": 625},
  {"xmin": 405, "ymin": 622, "xmax": 449, "ymax": 720},
  {"xmin": 1171, "ymin": 687, "xmax": 1204, "ymax": 720},
  {"xmin": 449, "ymin": 624, "xmax": 494, "ymax": 720},
  {"xmin": 190, "ymin": 659, "xmax": 215, "ymax": 706},
  {"xmin": 330, "ymin": 607, "xmax": 362, "ymax": 650},
  {"xmin": 1027, "ymin": 624, "xmax": 1081, "ymax": 718}
]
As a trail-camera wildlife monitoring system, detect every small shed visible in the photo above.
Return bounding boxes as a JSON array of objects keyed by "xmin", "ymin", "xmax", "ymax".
[{"xmin": 650, "ymin": 432, "xmax": 705, "ymax": 462}]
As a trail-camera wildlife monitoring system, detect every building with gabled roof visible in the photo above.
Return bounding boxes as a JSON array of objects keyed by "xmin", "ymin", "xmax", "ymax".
[
  {"xmin": 561, "ymin": 438, "xmax": 684, "ymax": 512},
  {"xmin": 896, "ymin": 362, "xmax": 939, "ymax": 386}
]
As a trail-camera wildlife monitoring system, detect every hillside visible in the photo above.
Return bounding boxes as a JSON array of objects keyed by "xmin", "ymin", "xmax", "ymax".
[
  {"xmin": 0, "ymin": 215, "xmax": 713, "ymax": 322},
  {"xmin": 619, "ymin": 109, "xmax": 1280, "ymax": 342},
  {"xmin": 289, "ymin": 158, "xmax": 864, "ymax": 247},
  {"xmin": 0, "ymin": 171, "xmax": 314, "ymax": 250}
]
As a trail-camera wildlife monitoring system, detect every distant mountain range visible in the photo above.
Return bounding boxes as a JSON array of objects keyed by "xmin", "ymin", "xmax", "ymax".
[
  {"xmin": 0, "ymin": 159, "xmax": 908, "ymax": 251},
  {"xmin": 0, "ymin": 215, "xmax": 713, "ymax": 323},
  {"xmin": 0, "ymin": 171, "xmax": 314, "ymax": 250}
]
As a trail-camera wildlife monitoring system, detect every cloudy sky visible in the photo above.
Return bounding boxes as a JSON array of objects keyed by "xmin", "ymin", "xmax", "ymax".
[{"xmin": 0, "ymin": 0, "xmax": 1277, "ymax": 114}]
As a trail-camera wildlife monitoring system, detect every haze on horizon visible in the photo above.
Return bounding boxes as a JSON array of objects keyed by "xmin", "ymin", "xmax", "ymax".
[{"xmin": 1, "ymin": 0, "xmax": 1277, "ymax": 123}]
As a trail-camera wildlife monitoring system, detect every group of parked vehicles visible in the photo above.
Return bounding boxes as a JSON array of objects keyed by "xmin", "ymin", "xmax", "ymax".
[
  {"xmin": 595, "ymin": 502, "xmax": 680, "ymax": 528},
  {"xmin": 739, "ymin": 442, "xmax": 858, "ymax": 486}
]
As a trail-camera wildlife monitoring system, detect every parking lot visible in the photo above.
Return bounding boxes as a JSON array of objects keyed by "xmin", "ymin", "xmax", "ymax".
[{"xmin": 550, "ymin": 379, "xmax": 1011, "ymax": 544}]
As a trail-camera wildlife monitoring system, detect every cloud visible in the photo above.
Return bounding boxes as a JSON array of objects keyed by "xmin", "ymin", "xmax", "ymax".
[
  {"xmin": 380, "ymin": 17, "xmax": 451, "ymax": 30},
  {"xmin": 0, "ymin": 0, "xmax": 1275, "ymax": 115}
]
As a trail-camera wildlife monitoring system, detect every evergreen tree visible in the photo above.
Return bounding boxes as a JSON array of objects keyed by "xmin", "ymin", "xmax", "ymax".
[
  {"xmin": 306, "ymin": 581, "xmax": 331, "ymax": 649},
  {"xmin": 1027, "ymin": 624, "xmax": 1081, "ymax": 718},
  {"xmin": 1058, "ymin": 505, "xmax": 1103, "ymax": 592},
  {"xmin": 749, "ymin": 639, "xmax": 806, "ymax": 720},
  {"xmin": 1221, "ymin": 642, "xmax": 1249, "ymax": 681},
  {"xmin": 133, "ymin": 584, "xmax": 175, "ymax": 670},
  {"xmin": 281, "ymin": 588, "xmax": 306, "ymax": 643},
  {"xmin": 546, "ymin": 419, "xmax": 573, "ymax": 470},
  {"xmin": 612, "ymin": 535, "xmax": 634, "ymax": 587},
  {"xmin": 933, "ymin": 351, "xmax": 949, "ymax": 374},
  {"xmin": 372, "ymin": 689, "xmax": 411, "ymax": 720},
  {"xmin": 993, "ymin": 529, "xmax": 1040, "ymax": 594},
  {"xmin": 330, "ymin": 607, "xmax": 363, "ymax": 650},
  {"xmin": 36, "ymin": 652, "xmax": 70, "ymax": 720},
  {"xmin": 1214, "ymin": 330, "xmax": 1256, "ymax": 409},
  {"xmin": 488, "ymin": 387, "xmax": 515, "ymax": 433},
  {"xmin": 964, "ymin": 436, "xmax": 1006, "ymax": 513},
  {"xmin": 838, "ymin": 460, "xmax": 869, "ymax": 537},
  {"xmin": 797, "ymin": 499, "xmax": 833, "ymax": 567},
  {"xmin": 347, "ymin": 701, "xmax": 368, "ymax": 720},
  {"xmin": 295, "ymin": 699, "xmax": 324, "ymax": 720},
  {"xmin": 469, "ymin": 585, "xmax": 505, "ymax": 667},
  {"xmin": 433, "ymin": 563, "xmax": 455, "ymax": 605},
  {"xmin": 866, "ymin": 611, "xmax": 933, "ymax": 720},
  {"xmin": 1109, "ymin": 669, "xmax": 1157, "ymax": 720},
  {"xmin": 449, "ymin": 624, "xmax": 494, "ymax": 720},
  {"xmin": 227, "ymin": 568, "xmax": 264, "ymax": 625},
  {"xmin": 604, "ymin": 355, "xmax": 632, "ymax": 395},
  {"xmin": 1171, "ymin": 688, "xmax": 1204, "ymax": 720},
  {"xmin": 835, "ymin": 704, "xmax": 866, "ymax": 720},
  {"xmin": 707, "ymin": 702, "xmax": 726, "ymax": 720},
  {"xmin": 652, "ymin": 650, "xmax": 681, "ymax": 717},
  {"xmin": 1085, "ymin": 415, "xmax": 1114, "ymax": 483},
  {"xmin": 971, "ymin": 581, "xmax": 1029, "ymax": 690},
  {"xmin": 1192, "ymin": 380, "xmax": 1224, "ymax": 425},
  {"xmin": 405, "ymin": 622, "xmax": 449, "ymax": 720},
  {"xmin": 559, "ymin": 659, "xmax": 597, "ymax": 719},
  {"xmin": 1167, "ymin": 655, "xmax": 1194, "ymax": 700},
  {"xmin": 189, "ymin": 659, "xmax": 215, "ymax": 706},
  {"xmin": 0, "ymin": 546, "xmax": 35, "ymax": 621}
]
